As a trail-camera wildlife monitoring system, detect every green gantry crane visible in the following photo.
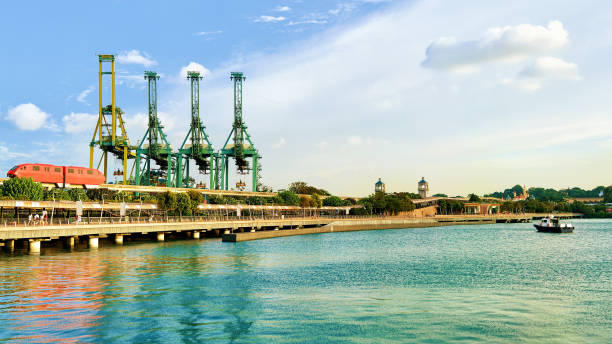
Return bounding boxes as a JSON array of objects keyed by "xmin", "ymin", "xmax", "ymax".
[
  {"xmin": 175, "ymin": 71, "xmax": 215, "ymax": 188},
  {"xmin": 134, "ymin": 71, "xmax": 175, "ymax": 186},
  {"xmin": 219, "ymin": 72, "xmax": 260, "ymax": 192}
]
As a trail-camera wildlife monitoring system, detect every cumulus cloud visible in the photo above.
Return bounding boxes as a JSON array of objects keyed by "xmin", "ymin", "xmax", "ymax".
[
  {"xmin": 0, "ymin": 143, "xmax": 29, "ymax": 160},
  {"xmin": 422, "ymin": 20, "xmax": 569, "ymax": 70},
  {"xmin": 275, "ymin": 6, "xmax": 291, "ymax": 12},
  {"xmin": 63, "ymin": 112, "xmax": 98, "ymax": 133},
  {"xmin": 117, "ymin": 50, "xmax": 157, "ymax": 67},
  {"xmin": 254, "ymin": 15, "xmax": 286, "ymax": 23},
  {"xmin": 7, "ymin": 103, "xmax": 51, "ymax": 130},
  {"xmin": 179, "ymin": 62, "xmax": 211, "ymax": 80}
]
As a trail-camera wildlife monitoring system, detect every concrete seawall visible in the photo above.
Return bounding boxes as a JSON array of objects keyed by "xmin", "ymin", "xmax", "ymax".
[{"xmin": 222, "ymin": 217, "xmax": 504, "ymax": 242}]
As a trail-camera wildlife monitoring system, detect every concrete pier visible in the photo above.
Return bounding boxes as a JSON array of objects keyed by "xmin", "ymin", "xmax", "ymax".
[
  {"xmin": 66, "ymin": 236, "xmax": 75, "ymax": 248},
  {"xmin": 88, "ymin": 237, "xmax": 99, "ymax": 248},
  {"xmin": 156, "ymin": 233, "xmax": 165, "ymax": 242},
  {"xmin": 29, "ymin": 240, "xmax": 41, "ymax": 253},
  {"xmin": 5, "ymin": 239, "xmax": 14, "ymax": 251},
  {"xmin": 193, "ymin": 231, "xmax": 200, "ymax": 239},
  {"xmin": 114, "ymin": 235, "xmax": 124, "ymax": 245}
]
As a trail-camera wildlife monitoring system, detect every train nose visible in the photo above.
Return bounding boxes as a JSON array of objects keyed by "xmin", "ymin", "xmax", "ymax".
[{"xmin": 7, "ymin": 171, "xmax": 15, "ymax": 178}]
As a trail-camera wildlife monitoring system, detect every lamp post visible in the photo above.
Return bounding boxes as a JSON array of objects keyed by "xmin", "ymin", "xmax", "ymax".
[{"xmin": 99, "ymin": 195, "xmax": 104, "ymax": 223}]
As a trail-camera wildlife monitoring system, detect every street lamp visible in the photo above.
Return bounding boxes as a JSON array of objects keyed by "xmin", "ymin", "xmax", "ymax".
[{"xmin": 99, "ymin": 194, "xmax": 104, "ymax": 223}]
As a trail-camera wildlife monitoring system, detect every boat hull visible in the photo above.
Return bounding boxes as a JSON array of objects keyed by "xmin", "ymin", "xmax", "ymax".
[{"xmin": 534, "ymin": 224, "xmax": 574, "ymax": 233}]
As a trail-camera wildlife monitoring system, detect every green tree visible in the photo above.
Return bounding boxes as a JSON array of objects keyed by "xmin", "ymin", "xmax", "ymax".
[
  {"xmin": 187, "ymin": 190, "xmax": 203, "ymax": 214},
  {"xmin": 68, "ymin": 188, "xmax": 89, "ymax": 202},
  {"xmin": 1, "ymin": 177, "xmax": 44, "ymax": 201},
  {"xmin": 288, "ymin": 181, "xmax": 331, "ymax": 196},
  {"xmin": 603, "ymin": 187, "xmax": 612, "ymax": 203},
  {"xmin": 157, "ymin": 191, "xmax": 177, "ymax": 212},
  {"xmin": 468, "ymin": 194, "xmax": 481, "ymax": 202},
  {"xmin": 322, "ymin": 195, "xmax": 344, "ymax": 207},
  {"xmin": 277, "ymin": 190, "xmax": 300, "ymax": 206},
  {"xmin": 44, "ymin": 188, "xmax": 71, "ymax": 201},
  {"xmin": 299, "ymin": 195, "xmax": 311, "ymax": 208},
  {"xmin": 176, "ymin": 193, "xmax": 191, "ymax": 216},
  {"xmin": 310, "ymin": 193, "xmax": 322, "ymax": 208},
  {"xmin": 433, "ymin": 193, "xmax": 448, "ymax": 197}
]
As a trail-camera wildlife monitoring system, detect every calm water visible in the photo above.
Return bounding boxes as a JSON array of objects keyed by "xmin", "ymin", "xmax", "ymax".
[{"xmin": 1, "ymin": 220, "xmax": 610, "ymax": 343}]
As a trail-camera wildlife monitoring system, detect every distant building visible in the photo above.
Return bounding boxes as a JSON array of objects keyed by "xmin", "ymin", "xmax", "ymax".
[
  {"xmin": 418, "ymin": 177, "xmax": 429, "ymax": 198},
  {"xmin": 375, "ymin": 178, "xmax": 385, "ymax": 193},
  {"xmin": 512, "ymin": 185, "xmax": 529, "ymax": 201}
]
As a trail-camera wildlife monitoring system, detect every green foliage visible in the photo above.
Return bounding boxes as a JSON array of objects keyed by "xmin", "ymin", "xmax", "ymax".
[
  {"xmin": 86, "ymin": 188, "xmax": 117, "ymax": 201},
  {"xmin": 310, "ymin": 193, "xmax": 322, "ymax": 208},
  {"xmin": 299, "ymin": 195, "xmax": 311, "ymax": 208},
  {"xmin": 436, "ymin": 199, "xmax": 464, "ymax": 214},
  {"xmin": 433, "ymin": 193, "xmax": 448, "ymax": 197},
  {"xmin": 1, "ymin": 177, "xmax": 44, "ymax": 201},
  {"xmin": 358, "ymin": 192, "xmax": 415, "ymax": 215},
  {"xmin": 187, "ymin": 190, "xmax": 203, "ymax": 214},
  {"xmin": 157, "ymin": 191, "xmax": 177, "ymax": 211},
  {"xmin": 468, "ymin": 194, "xmax": 481, "ymax": 202},
  {"xmin": 44, "ymin": 188, "xmax": 71, "ymax": 201},
  {"xmin": 288, "ymin": 181, "xmax": 330, "ymax": 196},
  {"xmin": 176, "ymin": 193, "xmax": 192, "ymax": 216},
  {"xmin": 322, "ymin": 195, "xmax": 344, "ymax": 207},
  {"xmin": 344, "ymin": 198, "xmax": 357, "ymax": 205},
  {"xmin": 246, "ymin": 196, "xmax": 266, "ymax": 205},
  {"xmin": 277, "ymin": 190, "xmax": 300, "ymax": 206},
  {"xmin": 604, "ymin": 187, "xmax": 612, "ymax": 203},
  {"xmin": 68, "ymin": 188, "xmax": 89, "ymax": 202}
]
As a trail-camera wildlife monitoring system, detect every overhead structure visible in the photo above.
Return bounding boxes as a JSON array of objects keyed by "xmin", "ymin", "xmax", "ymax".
[
  {"xmin": 220, "ymin": 72, "xmax": 260, "ymax": 192},
  {"xmin": 89, "ymin": 54, "xmax": 134, "ymax": 184},
  {"xmin": 134, "ymin": 71, "xmax": 175, "ymax": 186},
  {"xmin": 175, "ymin": 71, "xmax": 215, "ymax": 188}
]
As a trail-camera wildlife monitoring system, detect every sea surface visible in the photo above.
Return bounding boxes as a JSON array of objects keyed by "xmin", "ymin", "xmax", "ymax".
[{"xmin": 0, "ymin": 219, "xmax": 610, "ymax": 343}]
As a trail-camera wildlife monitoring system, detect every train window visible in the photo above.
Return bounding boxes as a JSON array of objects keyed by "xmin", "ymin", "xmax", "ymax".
[
  {"xmin": 33, "ymin": 166, "xmax": 40, "ymax": 171},
  {"xmin": 87, "ymin": 170, "xmax": 93, "ymax": 175},
  {"xmin": 54, "ymin": 168, "xmax": 61, "ymax": 172},
  {"xmin": 78, "ymin": 170, "xmax": 83, "ymax": 174},
  {"xmin": 68, "ymin": 169, "xmax": 74, "ymax": 173},
  {"xmin": 10, "ymin": 166, "xmax": 18, "ymax": 171},
  {"xmin": 44, "ymin": 167, "xmax": 49, "ymax": 172}
]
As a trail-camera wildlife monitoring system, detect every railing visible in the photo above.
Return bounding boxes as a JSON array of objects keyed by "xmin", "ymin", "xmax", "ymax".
[{"xmin": 0, "ymin": 214, "xmax": 385, "ymax": 228}]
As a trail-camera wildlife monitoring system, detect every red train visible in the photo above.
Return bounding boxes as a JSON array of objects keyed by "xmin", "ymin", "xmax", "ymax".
[{"xmin": 6, "ymin": 164, "xmax": 105, "ymax": 187}]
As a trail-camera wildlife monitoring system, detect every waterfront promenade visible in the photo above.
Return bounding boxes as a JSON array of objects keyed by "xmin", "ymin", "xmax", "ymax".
[{"xmin": 0, "ymin": 213, "xmax": 581, "ymax": 252}]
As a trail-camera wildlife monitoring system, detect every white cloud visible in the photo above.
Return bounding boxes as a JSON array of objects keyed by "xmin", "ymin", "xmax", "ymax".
[
  {"xmin": 76, "ymin": 85, "xmax": 94, "ymax": 104},
  {"xmin": 288, "ymin": 19, "xmax": 328, "ymax": 26},
  {"xmin": 422, "ymin": 20, "xmax": 569, "ymax": 70},
  {"xmin": 0, "ymin": 143, "xmax": 29, "ymax": 160},
  {"xmin": 6, "ymin": 103, "xmax": 51, "ymax": 131},
  {"xmin": 63, "ymin": 112, "xmax": 98, "ymax": 133},
  {"xmin": 179, "ymin": 62, "xmax": 211, "ymax": 80},
  {"xmin": 254, "ymin": 15, "xmax": 286, "ymax": 23},
  {"xmin": 519, "ymin": 56, "xmax": 580, "ymax": 80},
  {"xmin": 275, "ymin": 6, "xmax": 291, "ymax": 12},
  {"xmin": 503, "ymin": 57, "xmax": 580, "ymax": 91},
  {"xmin": 195, "ymin": 30, "xmax": 223, "ymax": 36},
  {"xmin": 117, "ymin": 50, "xmax": 157, "ymax": 67}
]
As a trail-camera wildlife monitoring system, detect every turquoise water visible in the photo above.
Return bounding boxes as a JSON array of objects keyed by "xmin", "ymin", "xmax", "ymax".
[{"xmin": 0, "ymin": 220, "xmax": 610, "ymax": 343}]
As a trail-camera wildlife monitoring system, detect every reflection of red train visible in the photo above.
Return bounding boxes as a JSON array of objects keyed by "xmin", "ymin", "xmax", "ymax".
[{"xmin": 7, "ymin": 164, "xmax": 105, "ymax": 187}]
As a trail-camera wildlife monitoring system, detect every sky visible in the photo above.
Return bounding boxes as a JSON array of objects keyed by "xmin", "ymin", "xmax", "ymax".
[{"xmin": 0, "ymin": 0, "xmax": 611, "ymax": 197}]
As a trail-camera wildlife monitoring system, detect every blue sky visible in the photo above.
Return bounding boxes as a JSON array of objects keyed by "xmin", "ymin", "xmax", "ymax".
[{"xmin": 0, "ymin": 0, "xmax": 611, "ymax": 196}]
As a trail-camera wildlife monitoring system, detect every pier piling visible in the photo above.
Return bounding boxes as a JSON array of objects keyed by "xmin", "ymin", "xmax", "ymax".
[{"xmin": 88, "ymin": 236, "xmax": 99, "ymax": 248}]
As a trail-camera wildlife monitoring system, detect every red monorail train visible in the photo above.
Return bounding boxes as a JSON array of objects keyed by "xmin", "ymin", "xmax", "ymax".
[{"xmin": 6, "ymin": 164, "xmax": 105, "ymax": 187}]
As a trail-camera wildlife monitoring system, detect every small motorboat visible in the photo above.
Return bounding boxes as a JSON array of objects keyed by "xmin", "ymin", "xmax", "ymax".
[{"xmin": 534, "ymin": 215, "xmax": 574, "ymax": 233}]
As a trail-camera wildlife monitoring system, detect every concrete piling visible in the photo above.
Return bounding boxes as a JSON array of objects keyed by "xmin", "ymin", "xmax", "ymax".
[
  {"xmin": 193, "ymin": 231, "xmax": 200, "ymax": 239},
  {"xmin": 114, "ymin": 235, "xmax": 124, "ymax": 245},
  {"xmin": 156, "ymin": 233, "xmax": 165, "ymax": 242},
  {"xmin": 29, "ymin": 240, "xmax": 41, "ymax": 253},
  {"xmin": 66, "ymin": 236, "xmax": 75, "ymax": 248},
  {"xmin": 88, "ymin": 237, "xmax": 99, "ymax": 248}
]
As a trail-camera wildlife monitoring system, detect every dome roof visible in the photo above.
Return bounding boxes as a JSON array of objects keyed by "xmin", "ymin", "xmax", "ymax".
[
  {"xmin": 375, "ymin": 178, "xmax": 384, "ymax": 185},
  {"xmin": 419, "ymin": 177, "xmax": 427, "ymax": 184}
]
